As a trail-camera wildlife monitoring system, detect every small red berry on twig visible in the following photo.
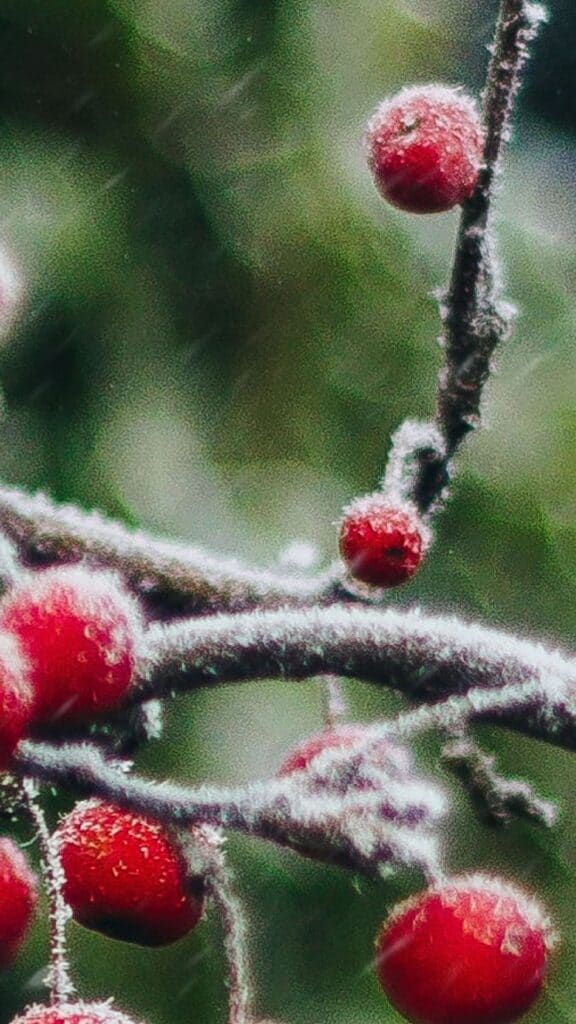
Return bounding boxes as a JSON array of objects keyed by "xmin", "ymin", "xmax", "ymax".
[
  {"xmin": 366, "ymin": 85, "xmax": 483, "ymax": 214},
  {"xmin": 0, "ymin": 838, "xmax": 38, "ymax": 969},
  {"xmin": 55, "ymin": 801, "xmax": 205, "ymax": 947},
  {"xmin": 339, "ymin": 496, "xmax": 427, "ymax": 587},
  {"xmin": 278, "ymin": 722, "xmax": 410, "ymax": 777},
  {"xmin": 0, "ymin": 566, "xmax": 143, "ymax": 726},
  {"xmin": 376, "ymin": 873, "xmax": 555, "ymax": 1024}
]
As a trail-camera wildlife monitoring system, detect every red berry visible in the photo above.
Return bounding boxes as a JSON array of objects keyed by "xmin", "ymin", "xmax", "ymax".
[
  {"xmin": 366, "ymin": 85, "xmax": 483, "ymax": 214},
  {"xmin": 9, "ymin": 1002, "xmax": 146, "ymax": 1024},
  {"xmin": 278, "ymin": 722, "xmax": 410, "ymax": 777},
  {"xmin": 0, "ymin": 838, "xmax": 38, "ymax": 969},
  {"xmin": 0, "ymin": 566, "xmax": 144, "ymax": 726},
  {"xmin": 0, "ymin": 631, "xmax": 34, "ymax": 765},
  {"xmin": 339, "ymin": 497, "xmax": 427, "ymax": 587},
  {"xmin": 55, "ymin": 801, "xmax": 205, "ymax": 947},
  {"xmin": 376, "ymin": 874, "xmax": 555, "ymax": 1024}
]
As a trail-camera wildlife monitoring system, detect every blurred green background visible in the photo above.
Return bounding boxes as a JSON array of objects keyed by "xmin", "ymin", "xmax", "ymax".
[{"xmin": 0, "ymin": 0, "xmax": 575, "ymax": 1021}]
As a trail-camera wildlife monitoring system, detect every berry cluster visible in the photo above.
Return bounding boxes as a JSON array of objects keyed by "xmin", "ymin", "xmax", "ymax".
[
  {"xmin": 0, "ymin": 16, "xmax": 561, "ymax": 1024},
  {"xmin": 0, "ymin": 703, "xmax": 558, "ymax": 1024}
]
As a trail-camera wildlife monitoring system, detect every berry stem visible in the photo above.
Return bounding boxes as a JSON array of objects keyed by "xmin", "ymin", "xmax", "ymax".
[
  {"xmin": 183, "ymin": 827, "xmax": 254, "ymax": 1024},
  {"xmin": 19, "ymin": 780, "xmax": 74, "ymax": 1005},
  {"xmin": 320, "ymin": 675, "xmax": 348, "ymax": 729}
]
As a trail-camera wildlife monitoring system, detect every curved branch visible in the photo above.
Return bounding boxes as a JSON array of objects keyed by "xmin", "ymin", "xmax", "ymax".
[
  {"xmin": 0, "ymin": 484, "xmax": 357, "ymax": 615},
  {"xmin": 136, "ymin": 605, "xmax": 576, "ymax": 750},
  {"xmin": 16, "ymin": 740, "xmax": 446, "ymax": 878}
]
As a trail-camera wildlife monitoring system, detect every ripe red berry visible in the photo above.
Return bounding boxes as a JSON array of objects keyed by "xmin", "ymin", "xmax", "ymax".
[
  {"xmin": 278, "ymin": 722, "xmax": 410, "ymax": 777},
  {"xmin": 339, "ymin": 497, "xmax": 427, "ymax": 587},
  {"xmin": 0, "ymin": 566, "xmax": 144, "ymax": 726},
  {"xmin": 376, "ymin": 874, "xmax": 555, "ymax": 1024},
  {"xmin": 0, "ymin": 838, "xmax": 38, "ymax": 969},
  {"xmin": 55, "ymin": 801, "xmax": 205, "ymax": 946},
  {"xmin": 0, "ymin": 631, "xmax": 34, "ymax": 765},
  {"xmin": 9, "ymin": 1002, "xmax": 145, "ymax": 1024},
  {"xmin": 366, "ymin": 85, "xmax": 483, "ymax": 214}
]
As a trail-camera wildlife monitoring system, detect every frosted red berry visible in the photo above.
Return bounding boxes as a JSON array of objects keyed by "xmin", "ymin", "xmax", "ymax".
[
  {"xmin": 0, "ymin": 838, "xmax": 38, "ymax": 969},
  {"xmin": 0, "ymin": 631, "xmax": 34, "ymax": 766},
  {"xmin": 366, "ymin": 85, "xmax": 483, "ymax": 214},
  {"xmin": 376, "ymin": 874, "xmax": 555, "ymax": 1024},
  {"xmin": 339, "ymin": 497, "xmax": 426, "ymax": 587},
  {"xmin": 0, "ymin": 566, "xmax": 143, "ymax": 726},
  {"xmin": 278, "ymin": 722, "xmax": 411, "ymax": 777},
  {"xmin": 9, "ymin": 1002, "xmax": 146, "ymax": 1024},
  {"xmin": 55, "ymin": 800, "xmax": 205, "ymax": 946}
]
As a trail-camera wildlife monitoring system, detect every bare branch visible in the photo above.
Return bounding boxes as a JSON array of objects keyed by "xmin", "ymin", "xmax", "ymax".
[
  {"xmin": 441, "ymin": 732, "xmax": 556, "ymax": 826},
  {"xmin": 16, "ymin": 737, "xmax": 448, "ymax": 879},
  {"xmin": 133, "ymin": 605, "xmax": 576, "ymax": 750},
  {"xmin": 0, "ymin": 484, "xmax": 363, "ymax": 616},
  {"xmin": 437, "ymin": 0, "xmax": 546, "ymax": 454}
]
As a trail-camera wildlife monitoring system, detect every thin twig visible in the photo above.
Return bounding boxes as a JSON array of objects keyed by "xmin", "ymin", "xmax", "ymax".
[
  {"xmin": 184, "ymin": 827, "xmax": 254, "ymax": 1024},
  {"xmin": 19, "ymin": 779, "xmax": 74, "ymax": 1004},
  {"xmin": 437, "ymin": 0, "xmax": 546, "ymax": 456},
  {"xmin": 441, "ymin": 730, "xmax": 556, "ymax": 826},
  {"xmin": 386, "ymin": 0, "xmax": 547, "ymax": 513}
]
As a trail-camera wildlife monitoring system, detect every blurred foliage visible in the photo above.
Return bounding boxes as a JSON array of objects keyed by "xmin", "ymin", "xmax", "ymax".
[{"xmin": 0, "ymin": 0, "xmax": 574, "ymax": 1022}]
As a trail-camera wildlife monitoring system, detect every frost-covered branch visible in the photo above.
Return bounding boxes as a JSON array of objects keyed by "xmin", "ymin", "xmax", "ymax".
[
  {"xmin": 441, "ymin": 732, "xmax": 556, "ymax": 826},
  {"xmin": 385, "ymin": 0, "xmax": 546, "ymax": 514},
  {"xmin": 436, "ymin": 0, "xmax": 546, "ymax": 458},
  {"xmin": 19, "ymin": 780, "xmax": 74, "ymax": 1004},
  {"xmin": 16, "ymin": 737, "xmax": 448, "ymax": 878},
  {"xmin": 16, "ymin": 677, "xmax": 560, "ymax": 877},
  {"xmin": 133, "ymin": 605, "xmax": 576, "ymax": 750},
  {"xmin": 0, "ymin": 484, "xmax": 357, "ymax": 615}
]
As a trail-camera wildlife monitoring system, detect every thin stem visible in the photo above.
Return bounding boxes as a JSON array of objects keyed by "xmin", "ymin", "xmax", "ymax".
[
  {"xmin": 320, "ymin": 676, "xmax": 347, "ymax": 729},
  {"xmin": 19, "ymin": 780, "xmax": 74, "ymax": 1005},
  {"xmin": 188, "ymin": 828, "xmax": 254, "ymax": 1024}
]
